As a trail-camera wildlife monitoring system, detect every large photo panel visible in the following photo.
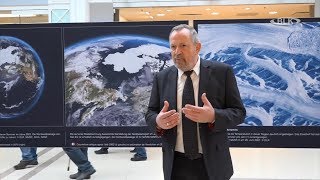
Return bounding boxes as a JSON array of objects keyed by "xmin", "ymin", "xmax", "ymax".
[
  {"xmin": 195, "ymin": 18, "xmax": 320, "ymax": 147},
  {"xmin": 64, "ymin": 21, "xmax": 187, "ymax": 147},
  {"xmin": 0, "ymin": 24, "xmax": 65, "ymax": 147}
]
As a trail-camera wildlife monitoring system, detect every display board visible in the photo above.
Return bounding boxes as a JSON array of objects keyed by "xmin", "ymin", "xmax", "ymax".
[
  {"xmin": 2, "ymin": 18, "xmax": 319, "ymax": 148},
  {"xmin": 0, "ymin": 21, "xmax": 186, "ymax": 147},
  {"xmin": 195, "ymin": 18, "xmax": 320, "ymax": 147}
]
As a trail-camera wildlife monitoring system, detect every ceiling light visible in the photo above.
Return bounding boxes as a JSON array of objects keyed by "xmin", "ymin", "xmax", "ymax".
[
  {"xmin": 0, "ymin": 14, "xmax": 15, "ymax": 17},
  {"xmin": 244, "ymin": 7, "xmax": 251, "ymax": 10},
  {"xmin": 211, "ymin": 12, "xmax": 220, "ymax": 15},
  {"xmin": 166, "ymin": 9, "xmax": 172, "ymax": 12},
  {"xmin": 145, "ymin": 11, "xmax": 150, "ymax": 15},
  {"xmin": 269, "ymin": 11, "xmax": 278, "ymax": 15},
  {"xmin": 149, "ymin": 16, "xmax": 154, "ymax": 19},
  {"xmin": 156, "ymin": 13, "xmax": 165, "ymax": 17},
  {"xmin": 0, "ymin": 14, "xmax": 36, "ymax": 17},
  {"xmin": 205, "ymin": 8, "xmax": 211, "ymax": 11},
  {"xmin": 11, "ymin": 10, "xmax": 48, "ymax": 15}
]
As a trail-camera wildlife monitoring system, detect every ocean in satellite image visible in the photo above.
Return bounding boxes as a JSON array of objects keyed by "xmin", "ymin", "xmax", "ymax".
[{"xmin": 198, "ymin": 22, "xmax": 320, "ymax": 126}]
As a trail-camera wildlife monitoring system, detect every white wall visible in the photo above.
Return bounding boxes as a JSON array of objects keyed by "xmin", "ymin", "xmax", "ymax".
[
  {"xmin": 89, "ymin": 2, "xmax": 113, "ymax": 22},
  {"xmin": 315, "ymin": 0, "xmax": 320, "ymax": 17}
]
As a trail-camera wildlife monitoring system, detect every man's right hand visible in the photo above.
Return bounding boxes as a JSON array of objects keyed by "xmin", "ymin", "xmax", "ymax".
[{"xmin": 156, "ymin": 101, "xmax": 180, "ymax": 129}]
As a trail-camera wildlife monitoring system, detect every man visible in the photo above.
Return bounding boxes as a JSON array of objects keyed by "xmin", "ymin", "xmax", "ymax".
[
  {"xmin": 130, "ymin": 147, "xmax": 147, "ymax": 161},
  {"xmin": 145, "ymin": 24, "xmax": 246, "ymax": 180},
  {"xmin": 63, "ymin": 147, "xmax": 96, "ymax": 180},
  {"xmin": 94, "ymin": 147, "xmax": 147, "ymax": 161},
  {"xmin": 94, "ymin": 147, "xmax": 109, "ymax": 154},
  {"xmin": 14, "ymin": 147, "xmax": 38, "ymax": 170}
]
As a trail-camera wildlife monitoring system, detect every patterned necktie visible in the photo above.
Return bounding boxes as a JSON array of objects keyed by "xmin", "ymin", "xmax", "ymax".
[{"xmin": 182, "ymin": 70, "xmax": 199, "ymax": 159}]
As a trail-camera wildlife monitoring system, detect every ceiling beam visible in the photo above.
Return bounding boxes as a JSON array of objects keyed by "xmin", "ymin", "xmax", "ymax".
[{"xmin": 105, "ymin": 0, "xmax": 316, "ymax": 8}]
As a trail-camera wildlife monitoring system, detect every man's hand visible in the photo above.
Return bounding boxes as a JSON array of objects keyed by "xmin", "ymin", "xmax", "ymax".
[
  {"xmin": 156, "ymin": 101, "xmax": 180, "ymax": 129},
  {"xmin": 182, "ymin": 93, "xmax": 215, "ymax": 123}
]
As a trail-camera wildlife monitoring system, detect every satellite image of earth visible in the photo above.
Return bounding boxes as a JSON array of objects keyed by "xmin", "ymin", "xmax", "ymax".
[
  {"xmin": 199, "ymin": 22, "xmax": 320, "ymax": 126},
  {"xmin": 0, "ymin": 36, "xmax": 45, "ymax": 119},
  {"xmin": 64, "ymin": 35, "xmax": 173, "ymax": 126}
]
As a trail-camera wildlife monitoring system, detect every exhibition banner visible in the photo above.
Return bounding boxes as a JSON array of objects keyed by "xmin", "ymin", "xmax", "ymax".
[
  {"xmin": 195, "ymin": 18, "xmax": 320, "ymax": 147},
  {"xmin": 0, "ymin": 21, "xmax": 186, "ymax": 147},
  {"xmin": 0, "ymin": 26, "xmax": 65, "ymax": 147},
  {"xmin": 1, "ymin": 19, "xmax": 319, "ymax": 148}
]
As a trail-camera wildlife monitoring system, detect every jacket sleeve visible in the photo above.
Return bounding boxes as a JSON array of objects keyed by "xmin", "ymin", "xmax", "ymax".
[{"xmin": 145, "ymin": 73, "xmax": 163, "ymax": 135}]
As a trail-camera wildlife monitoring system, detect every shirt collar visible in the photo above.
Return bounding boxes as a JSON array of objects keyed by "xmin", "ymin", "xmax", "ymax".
[{"xmin": 178, "ymin": 55, "xmax": 200, "ymax": 78}]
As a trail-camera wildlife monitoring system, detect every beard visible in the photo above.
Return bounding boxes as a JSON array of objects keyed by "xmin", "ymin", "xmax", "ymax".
[{"xmin": 173, "ymin": 57, "xmax": 193, "ymax": 72}]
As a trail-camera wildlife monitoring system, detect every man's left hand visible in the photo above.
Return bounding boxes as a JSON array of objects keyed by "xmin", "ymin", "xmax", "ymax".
[{"xmin": 182, "ymin": 93, "xmax": 215, "ymax": 123}]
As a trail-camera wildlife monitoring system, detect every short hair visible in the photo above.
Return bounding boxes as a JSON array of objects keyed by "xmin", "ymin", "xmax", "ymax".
[{"xmin": 169, "ymin": 24, "xmax": 200, "ymax": 44}]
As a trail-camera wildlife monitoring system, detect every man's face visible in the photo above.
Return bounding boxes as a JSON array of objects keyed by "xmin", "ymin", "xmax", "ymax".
[{"xmin": 169, "ymin": 28, "xmax": 201, "ymax": 72}]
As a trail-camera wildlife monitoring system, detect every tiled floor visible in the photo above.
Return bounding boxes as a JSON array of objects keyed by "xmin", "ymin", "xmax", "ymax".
[
  {"xmin": 0, "ymin": 147, "xmax": 320, "ymax": 180},
  {"xmin": 0, "ymin": 147, "xmax": 163, "ymax": 180}
]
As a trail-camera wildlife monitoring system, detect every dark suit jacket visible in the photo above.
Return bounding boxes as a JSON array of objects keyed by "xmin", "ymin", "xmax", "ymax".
[{"xmin": 145, "ymin": 59, "xmax": 246, "ymax": 180}]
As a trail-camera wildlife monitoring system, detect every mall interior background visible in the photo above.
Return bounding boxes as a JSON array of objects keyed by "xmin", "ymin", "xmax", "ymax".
[{"xmin": 0, "ymin": 0, "xmax": 320, "ymax": 180}]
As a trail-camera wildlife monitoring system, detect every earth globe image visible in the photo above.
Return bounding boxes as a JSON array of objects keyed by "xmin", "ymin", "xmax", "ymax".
[
  {"xmin": 0, "ymin": 36, "xmax": 45, "ymax": 119},
  {"xmin": 65, "ymin": 35, "xmax": 173, "ymax": 126}
]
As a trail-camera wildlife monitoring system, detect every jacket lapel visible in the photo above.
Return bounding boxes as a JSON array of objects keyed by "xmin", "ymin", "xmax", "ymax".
[
  {"xmin": 166, "ymin": 67, "xmax": 178, "ymax": 148},
  {"xmin": 168, "ymin": 67, "xmax": 178, "ymax": 111},
  {"xmin": 198, "ymin": 59, "xmax": 211, "ymax": 107}
]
